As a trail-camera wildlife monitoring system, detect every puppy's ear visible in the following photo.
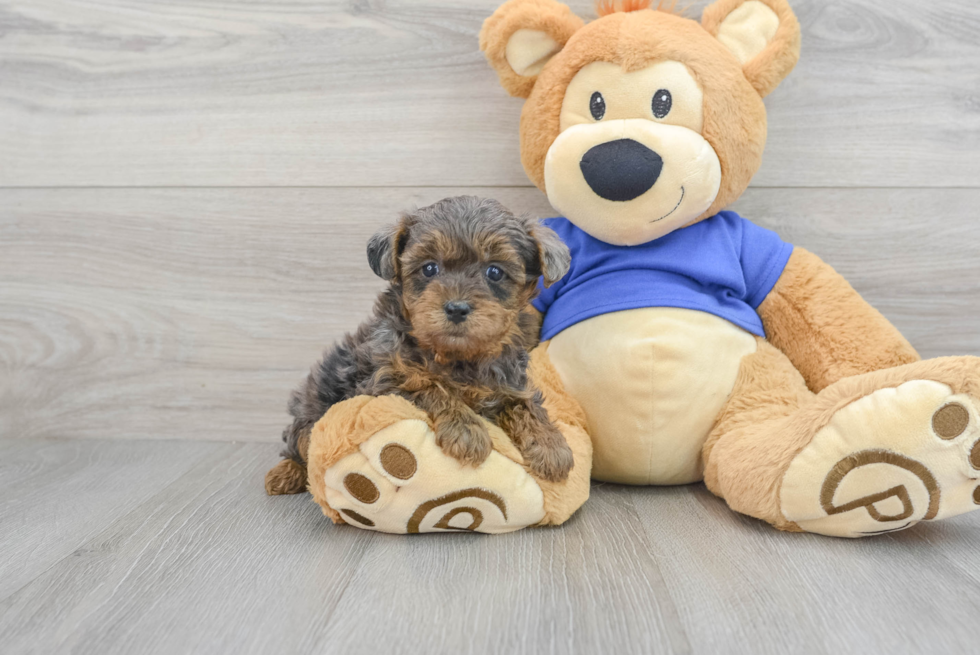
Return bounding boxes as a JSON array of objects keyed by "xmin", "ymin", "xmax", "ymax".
[
  {"xmin": 367, "ymin": 216, "xmax": 412, "ymax": 282},
  {"xmin": 702, "ymin": 0, "xmax": 800, "ymax": 98},
  {"xmin": 480, "ymin": 0, "xmax": 584, "ymax": 99},
  {"xmin": 529, "ymin": 221, "xmax": 570, "ymax": 287}
]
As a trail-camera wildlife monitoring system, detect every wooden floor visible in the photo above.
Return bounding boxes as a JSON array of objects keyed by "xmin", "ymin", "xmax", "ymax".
[
  {"xmin": 2, "ymin": 0, "xmax": 980, "ymax": 653},
  {"xmin": 1, "ymin": 438, "xmax": 978, "ymax": 655}
]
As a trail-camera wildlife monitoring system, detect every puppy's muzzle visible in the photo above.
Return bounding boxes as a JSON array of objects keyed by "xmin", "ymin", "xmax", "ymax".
[
  {"xmin": 579, "ymin": 138, "xmax": 663, "ymax": 202},
  {"xmin": 444, "ymin": 300, "xmax": 472, "ymax": 324}
]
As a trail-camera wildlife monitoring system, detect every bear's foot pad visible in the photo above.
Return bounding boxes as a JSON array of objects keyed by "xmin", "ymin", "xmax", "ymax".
[
  {"xmin": 320, "ymin": 419, "xmax": 547, "ymax": 534},
  {"xmin": 781, "ymin": 380, "xmax": 980, "ymax": 537}
]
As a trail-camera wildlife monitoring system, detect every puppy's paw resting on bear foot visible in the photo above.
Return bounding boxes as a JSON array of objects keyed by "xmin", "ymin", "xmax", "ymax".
[
  {"xmin": 434, "ymin": 418, "xmax": 493, "ymax": 467},
  {"xmin": 520, "ymin": 429, "xmax": 574, "ymax": 483},
  {"xmin": 781, "ymin": 366, "xmax": 980, "ymax": 538},
  {"xmin": 265, "ymin": 458, "xmax": 308, "ymax": 496}
]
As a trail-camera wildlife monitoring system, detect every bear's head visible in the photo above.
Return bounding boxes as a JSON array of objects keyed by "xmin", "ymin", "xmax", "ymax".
[{"xmin": 480, "ymin": 0, "xmax": 800, "ymax": 246}]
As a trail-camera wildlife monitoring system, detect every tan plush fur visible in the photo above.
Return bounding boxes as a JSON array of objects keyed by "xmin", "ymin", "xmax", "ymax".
[
  {"xmin": 510, "ymin": 9, "xmax": 771, "ymax": 223},
  {"xmin": 596, "ymin": 0, "xmax": 681, "ymax": 16},
  {"xmin": 479, "ymin": 0, "xmax": 802, "ymax": 223},
  {"xmin": 702, "ymin": 339, "xmax": 814, "ymax": 530},
  {"xmin": 306, "ymin": 395, "xmax": 425, "ymax": 523},
  {"xmin": 704, "ymin": 343, "xmax": 980, "ymax": 529},
  {"xmin": 527, "ymin": 340, "xmax": 588, "ymax": 432},
  {"xmin": 527, "ymin": 341, "xmax": 592, "ymax": 525},
  {"xmin": 758, "ymin": 248, "xmax": 921, "ymax": 393},
  {"xmin": 480, "ymin": 0, "xmax": 585, "ymax": 99},
  {"xmin": 701, "ymin": 0, "xmax": 801, "ymax": 98}
]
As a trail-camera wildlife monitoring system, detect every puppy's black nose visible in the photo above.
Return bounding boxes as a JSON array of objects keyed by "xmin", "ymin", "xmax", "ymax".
[
  {"xmin": 580, "ymin": 138, "xmax": 663, "ymax": 202},
  {"xmin": 444, "ymin": 301, "xmax": 472, "ymax": 324}
]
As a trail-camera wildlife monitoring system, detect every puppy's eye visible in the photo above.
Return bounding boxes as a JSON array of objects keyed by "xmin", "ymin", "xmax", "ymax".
[
  {"xmin": 421, "ymin": 262, "xmax": 440, "ymax": 278},
  {"xmin": 589, "ymin": 91, "xmax": 606, "ymax": 121},
  {"xmin": 485, "ymin": 265, "xmax": 504, "ymax": 282},
  {"xmin": 652, "ymin": 89, "xmax": 672, "ymax": 119}
]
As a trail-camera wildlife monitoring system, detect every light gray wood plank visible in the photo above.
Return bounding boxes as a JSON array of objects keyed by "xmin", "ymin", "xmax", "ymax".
[
  {"xmin": 0, "ymin": 0, "xmax": 977, "ymax": 188},
  {"xmin": 630, "ymin": 484, "xmax": 980, "ymax": 655},
  {"xmin": 0, "ymin": 442, "xmax": 377, "ymax": 655},
  {"xmin": 4, "ymin": 442, "xmax": 980, "ymax": 655},
  {"xmin": 0, "ymin": 438, "xmax": 234, "ymax": 601},
  {"xmin": 311, "ymin": 484, "xmax": 690, "ymax": 655},
  {"xmin": 0, "ymin": 444, "xmax": 690, "ymax": 655},
  {"xmin": 2, "ymin": 187, "xmax": 978, "ymax": 444}
]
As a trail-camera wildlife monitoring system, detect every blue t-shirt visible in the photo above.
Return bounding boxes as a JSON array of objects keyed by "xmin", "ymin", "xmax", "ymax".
[{"xmin": 533, "ymin": 211, "xmax": 794, "ymax": 341}]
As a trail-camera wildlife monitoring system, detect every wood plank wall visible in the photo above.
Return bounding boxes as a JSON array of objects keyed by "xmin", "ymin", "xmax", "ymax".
[{"xmin": 2, "ymin": 0, "xmax": 979, "ymax": 442}]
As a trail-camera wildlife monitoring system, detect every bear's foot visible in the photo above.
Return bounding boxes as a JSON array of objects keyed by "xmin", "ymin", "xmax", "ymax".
[
  {"xmin": 781, "ymin": 375, "xmax": 980, "ymax": 537},
  {"xmin": 317, "ymin": 419, "xmax": 547, "ymax": 534},
  {"xmin": 303, "ymin": 393, "xmax": 592, "ymax": 534}
]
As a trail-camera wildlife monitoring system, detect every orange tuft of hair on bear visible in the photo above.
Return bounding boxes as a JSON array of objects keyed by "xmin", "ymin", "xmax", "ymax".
[{"xmin": 596, "ymin": 0, "xmax": 686, "ymax": 17}]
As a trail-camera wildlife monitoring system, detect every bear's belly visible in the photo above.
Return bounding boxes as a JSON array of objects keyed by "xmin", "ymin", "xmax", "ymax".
[{"xmin": 547, "ymin": 307, "xmax": 758, "ymax": 485}]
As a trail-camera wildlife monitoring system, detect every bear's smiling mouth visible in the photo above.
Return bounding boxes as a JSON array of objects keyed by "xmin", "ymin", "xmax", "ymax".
[{"xmin": 650, "ymin": 186, "xmax": 685, "ymax": 224}]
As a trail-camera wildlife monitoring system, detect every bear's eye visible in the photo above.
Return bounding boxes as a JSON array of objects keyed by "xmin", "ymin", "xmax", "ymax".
[
  {"xmin": 652, "ymin": 89, "xmax": 672, "ymax": 119},
  {"xmin": 421, "ymin": 262, "xmax": 440, "ymax": 278},
  {"xmin": 485, "ymin": 265, "xmax": 504, "ymax": 282},
  {"xmin": 589, "ymin": 91, "xmax": 606, "ymax": 121}
]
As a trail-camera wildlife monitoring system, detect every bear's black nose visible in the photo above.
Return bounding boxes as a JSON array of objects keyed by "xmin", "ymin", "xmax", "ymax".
[
  {"xmin": 444, "ymin": 301, "xmax": 472, "ymax": 324},
  {"xmin": 579, "ymin": 139, "xmax": 663, "ymax": 202}
]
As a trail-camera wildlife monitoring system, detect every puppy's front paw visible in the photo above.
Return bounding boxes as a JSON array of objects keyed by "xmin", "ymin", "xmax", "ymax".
[
  {"xmin": 522, "ymin": 429, "xmax": 574, "ymax": 483},
  {"xmin": 434, "ymin": 419, "xmax": 493, "ymax": 467}
]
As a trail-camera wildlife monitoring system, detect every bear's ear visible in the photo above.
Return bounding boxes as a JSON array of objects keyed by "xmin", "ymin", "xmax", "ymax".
[
  {"xmin": 702, "ymin": 0, "xmax": 801, "ymax": 98},
  {"xmin": 480, "ymin": 0, "xmax": 585, "ymax": 99}
]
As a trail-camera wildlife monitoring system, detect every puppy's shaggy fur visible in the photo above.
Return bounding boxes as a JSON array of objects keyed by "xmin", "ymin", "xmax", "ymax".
[{"xmin": 265, "ymin": 196, "xmax": 573, "ymax": 495}]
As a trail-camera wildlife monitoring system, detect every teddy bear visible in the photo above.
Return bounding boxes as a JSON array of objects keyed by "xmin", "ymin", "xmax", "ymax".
[{"xmin": 300, "ymin": 0, "xmax": 980, "ymax": 538}]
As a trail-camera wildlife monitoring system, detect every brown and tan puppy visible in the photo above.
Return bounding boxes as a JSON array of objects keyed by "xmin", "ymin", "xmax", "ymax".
[{"xmin": 265, "ymin": 196, "xmax": 574, "ymax": 495}]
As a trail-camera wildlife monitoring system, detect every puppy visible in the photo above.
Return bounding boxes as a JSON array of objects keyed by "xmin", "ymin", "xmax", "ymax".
[{"xmin": 265, "ymin": 196, "xmax": 574, "ymax": 496}]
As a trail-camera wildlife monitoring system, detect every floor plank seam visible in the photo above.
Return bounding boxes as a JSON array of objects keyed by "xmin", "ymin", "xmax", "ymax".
[
  {"xmin": 299, "ymin": 530, "xmax": 376, "ymax": 647},
  {"xmin": 620, "ymin": 489, "xmax": 694, "ymax": 655}
]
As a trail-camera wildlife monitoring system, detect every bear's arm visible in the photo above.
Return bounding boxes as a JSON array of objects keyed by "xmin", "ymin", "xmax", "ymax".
[{"xmin": 757, "ymin": 247, "xmax": 920, "ymax": 393}]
